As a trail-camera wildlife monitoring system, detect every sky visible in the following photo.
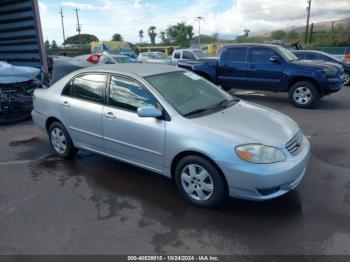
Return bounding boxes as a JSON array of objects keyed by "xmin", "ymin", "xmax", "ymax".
[{"xmin": 38, "ymin": 0, "xmax": 350, "ymax": 45}]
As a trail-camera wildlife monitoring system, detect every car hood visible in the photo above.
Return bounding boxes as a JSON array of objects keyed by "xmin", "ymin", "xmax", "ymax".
[
  {"xmin": 0, "ymin": 62, "xmax": 40, "ymax": 84},
  {"xmin": 291, "ymin": 59, "xmax": 342, "ymax": 70},
  {"xmin": 191, "ymin": 101, "xmax": 299, "ymax": 147}
]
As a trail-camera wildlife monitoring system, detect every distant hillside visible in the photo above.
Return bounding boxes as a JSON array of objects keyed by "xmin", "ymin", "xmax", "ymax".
[{"xmin": 252, "ymin": 17, "xmax": 350, "ymax": 37}]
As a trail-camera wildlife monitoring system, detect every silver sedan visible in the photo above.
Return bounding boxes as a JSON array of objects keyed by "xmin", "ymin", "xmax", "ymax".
[{"xmin": 32, "ymin": 64, "xmax": 310, "ymax": 208}]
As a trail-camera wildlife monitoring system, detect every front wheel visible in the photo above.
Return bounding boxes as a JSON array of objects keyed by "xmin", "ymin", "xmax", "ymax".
[
  {"xmin": 289, "ymin": 81, "xmax": 320, "ymax": 108},
  {"xmin": 49, "ymin": 122, "xmax": 77, "ymax": 159},
  {"xmin": 174, "ymin": 155, "xmax": 227, "ymax": 208},
  {"xmin": 344, "ymin": 72, "xmax": 350, "ymax": 86}
]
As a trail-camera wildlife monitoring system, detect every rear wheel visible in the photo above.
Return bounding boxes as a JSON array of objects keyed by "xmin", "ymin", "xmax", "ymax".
[
  {"xmin": 49, "ymin": 122, "xmax": 77, "ymax": 159},
  {"xmin": 289, "ymin": 81, "xmax": 320, "ymax": 108},
  {"xmin": 174, "ymin": 155, "xmax": 227, "ymax": 208}
]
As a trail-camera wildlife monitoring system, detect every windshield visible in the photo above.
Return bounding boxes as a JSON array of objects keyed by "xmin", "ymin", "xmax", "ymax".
[
  {"xmin": 276, "ymin": 46, "xmax": 298, "ymax": 61},
  {"xmin": 145, "ymin": 71, "xmax": 237, "ymax": 117},
  {"xmin": 193, "ymin": 50, "xmax": 210, "ymax": 58},
  {"xmin": 112, "ymin": 56, "xmax": 134, "ymax": 63}
]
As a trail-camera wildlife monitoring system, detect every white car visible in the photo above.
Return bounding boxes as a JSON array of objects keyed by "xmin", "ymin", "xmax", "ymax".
[{"xmin": 171, "ymin": 49, "xmax": 211, "ymax": 65}]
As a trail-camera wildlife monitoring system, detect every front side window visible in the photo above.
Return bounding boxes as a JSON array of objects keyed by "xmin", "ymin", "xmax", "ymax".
[
  {"xmin": 223, "ymin": 47, "xmax": 247, "ymax": 63},
  {"xmin": 251, "ymin": 48, "xmax": 278, "ymax": 64},
  {"xmin": 182, "ymin": 51, "xmax": 195, "ymax": 59},
  {"xmin": 63, "ymin": 74, "xmax": 106, "ymax": 103},
  {"xmin": 108, "ymin": 75, "xmax": 158, "ymax": 112},
  {"xmin": 174, "ymin": 51, "xmax": 180, "ymax": 59}
]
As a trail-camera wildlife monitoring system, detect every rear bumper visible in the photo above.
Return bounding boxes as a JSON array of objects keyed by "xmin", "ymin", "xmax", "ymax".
[
  {"xmin": 31, "ymin": 110, "xmax": 47, "ymax": 133},
  {"xmin": 218, "ymin": 136, "xmax": 310, "ymax": 201}
]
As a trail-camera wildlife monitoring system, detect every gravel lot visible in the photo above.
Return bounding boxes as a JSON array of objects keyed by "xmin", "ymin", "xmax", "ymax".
[{"xmin": 0, "ymin": 87, "xmax": 349, "ymax": 255}]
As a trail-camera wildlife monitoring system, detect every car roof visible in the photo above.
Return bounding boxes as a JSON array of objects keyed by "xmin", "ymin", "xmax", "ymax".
[
  {"xmin": 223, "ymin": 43, "xmax": 280, "ymax": 49},
  {"xmin": 293, "ymin": 50, "xmax": 326, "ymax": 55},
  {"xmin": 77, "ymin": 63, "xmax": 184, "ymax": 77}
]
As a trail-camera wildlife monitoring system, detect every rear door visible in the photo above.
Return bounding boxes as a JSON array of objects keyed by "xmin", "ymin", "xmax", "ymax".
[
  {"xmin": 217, "ymin": 47, "xmax": 249, "ymax": 89},
  {"xmin": 247, "ymin": 47, "xmax": 285, "ymax": 91},
  {"xmin": 59, "ymin": 73, "xmax": 106, "ymax": 151},
  {"xmin": 102, "ymin": 74, "xmax": 166, "ymax": 172}
]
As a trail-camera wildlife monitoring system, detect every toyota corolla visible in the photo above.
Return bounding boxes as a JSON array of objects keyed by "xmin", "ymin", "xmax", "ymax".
[{"xmin": 32, "ymin": 64, "xmax": 310, "ymax": 208}]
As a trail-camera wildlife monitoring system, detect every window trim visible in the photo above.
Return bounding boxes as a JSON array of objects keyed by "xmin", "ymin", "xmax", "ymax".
[
  {"xmin": 106, "ymin": 73, "xmax": 170, "ymax": 121},
  {"xmin": 61, "ymin": 72, "xmax": 108, "ymax": 105}
]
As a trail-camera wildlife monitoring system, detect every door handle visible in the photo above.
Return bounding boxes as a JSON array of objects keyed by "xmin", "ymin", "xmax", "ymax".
[
  {"xmin": 62, "ymin": 101, "xmax": 70, "ymax": 108},
  {"xmin": 104, "ymin": 112, "xmax": 116, "ymax": 119}
]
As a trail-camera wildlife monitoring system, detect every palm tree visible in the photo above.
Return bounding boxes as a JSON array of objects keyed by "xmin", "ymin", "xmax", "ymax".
[
  {"xmin": 138, "ymin": 29, "xmax": 144, "ymax": 44},
  {"xmin": 160, "ymin": 31, "xmax": 166, "ymax": 44},
  {"xmin": 148, "ymin": 26, "xmax": 157, "ymax": 45}
]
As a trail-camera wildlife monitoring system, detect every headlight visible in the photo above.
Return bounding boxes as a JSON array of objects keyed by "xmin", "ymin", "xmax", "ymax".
[
  {"xmin": 323, "ymin": 67, "xmax": 337, "ymax": 77},
  {"xmin": 235, "ymin": 144, "xmax": 286, "ymax": 164}
]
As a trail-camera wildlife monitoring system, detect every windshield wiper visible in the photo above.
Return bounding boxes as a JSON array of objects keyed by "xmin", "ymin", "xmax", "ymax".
[{"xmin": 183, "ymin": 107, "xmax": 212, "ymax": 117}]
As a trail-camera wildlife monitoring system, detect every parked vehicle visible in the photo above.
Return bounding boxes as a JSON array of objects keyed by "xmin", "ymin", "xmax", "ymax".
[
  {"xmin": 178, "ymin": 44, "xmax": 344, "ymax": 108},
  {"xmin": 171, "ymin": 49, "xmax": 211, "ymax": 65},
  {"xmin": 32, "ymin": 64, "xmax": 310, "ymax": 208},
  {"xmin": 137, "ymin": 52, "xmax": 171, "ymax": 64},
  {"xmin": 0, "ymin": 61, "xmax": 43, "ymax": 117},
  {"xmin": 293, "ymin": 50, "xmax": 350, "ymax": 86}
]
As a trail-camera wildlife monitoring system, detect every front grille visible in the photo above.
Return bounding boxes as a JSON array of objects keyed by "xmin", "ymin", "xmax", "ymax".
[{"xmin": 285, "ymin": 131, "xmax": 303, "ymax": 156}]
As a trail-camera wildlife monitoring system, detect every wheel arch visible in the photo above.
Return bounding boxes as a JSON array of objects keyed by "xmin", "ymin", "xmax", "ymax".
[
  {"xmin": 170, "ymin": 150, "xmax": 229, "ymax": 193},
  {"xmin": 288, "ymin": 76, "xmax": 322, "ymax": 94},
  {"xmin": 45, "ymin": 116, "xmax": 63, "ymax": 133}
]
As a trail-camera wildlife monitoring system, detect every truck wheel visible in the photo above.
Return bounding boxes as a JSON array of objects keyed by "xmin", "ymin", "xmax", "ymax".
[
  {"xmin": 344, "ymin": 72, "xmax": 350, "ymax": 86},
  {"xmin": 49, "ymin": 122, "xmax": 78, "ymax": 159},
  {"xmin": 174, "ymin": 155, "xmax": 227, "ymax": 208},
  {"xmin": 289, "ymin": 81, "xmax": 320, "ymax": 108}
]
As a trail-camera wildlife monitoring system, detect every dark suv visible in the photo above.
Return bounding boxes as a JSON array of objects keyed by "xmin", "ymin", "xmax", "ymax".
[{"xmin": 178, "ymin": 44, "xmax": 344, "ymax": 108}]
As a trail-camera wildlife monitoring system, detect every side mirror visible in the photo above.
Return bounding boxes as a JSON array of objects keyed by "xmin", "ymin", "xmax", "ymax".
[
  {"xmin": 137, "ymin": 106, "xmax": 162, "ymax": 118},
  {"xmin": 270, "ymin": 56, "xmax": 281, "ymax": 64}
]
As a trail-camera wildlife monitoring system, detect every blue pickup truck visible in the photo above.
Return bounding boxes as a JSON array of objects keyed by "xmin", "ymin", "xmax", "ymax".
[{"xmin": 178, "ymin": 44, "xmax": 344, "ymax": 108}]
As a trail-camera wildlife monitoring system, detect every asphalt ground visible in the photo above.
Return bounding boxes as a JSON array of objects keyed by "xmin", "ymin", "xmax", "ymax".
[{"xmin": 0, "ymin": 87, "xmax": 349, "ymax": 256}]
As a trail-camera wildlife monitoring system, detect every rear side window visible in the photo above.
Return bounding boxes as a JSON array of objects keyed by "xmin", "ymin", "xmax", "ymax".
[
  {"xmin": 62, "ymin": 74, "xmax": 106, "ymax": 103},
  {"xmin": 174, "ymin": 51, "xmax": 180, "ymax": 59},
  {"xmin": 182, "ymin": 51, "xmax": 195, "ymax": 59},
  {"xmin": 294, "ymin": 53, "xmax": 304, "ymax": 59},
  {"xmin": 251, "ymin": 48, "xmax": 278, "ymax": 64},
  {"xmin": 223, "ymin": 47, "xmax": 247, "ymax": 63},
  {"xmin": 108, "ymin": 75, "xmax": 158, "ymax": 112}
]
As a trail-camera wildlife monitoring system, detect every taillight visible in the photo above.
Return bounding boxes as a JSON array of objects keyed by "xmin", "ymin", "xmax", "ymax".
[{"xmin": 86, "ymin": 54, "xmax": 101, "ymax": 64}]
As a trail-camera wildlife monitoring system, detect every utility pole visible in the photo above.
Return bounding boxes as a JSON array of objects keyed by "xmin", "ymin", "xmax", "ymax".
[
  {"xmin": 59, "ymin": 8, "xmax": 66, "ymax": 45},
  {"xmin": 195, "ymin": 16, "xmax": 204, "ymax": 45},
  {"xmin": 309, "ymin": 23, "xmax": 314, "ymax": 44},
  {"xmin": 74, "ymin": 8, "xmax": 82, "ymax": 48},
  {"xmin": 305, "ymin": 0, "xmax": 312, "ymax": 44}
]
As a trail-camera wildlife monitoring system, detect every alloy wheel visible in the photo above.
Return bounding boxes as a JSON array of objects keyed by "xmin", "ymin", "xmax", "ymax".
[
  {"xmin": 180, "ymin": 164, "xmax": 214, "ymax": 201},
  {"xmin": 50, "ymin": 127, "xmax": 67, "ymax": 154},
  {"xmin": 293, "ymin": 86, "xmax": 312, "ymax": 105},
  {"xmin": 344, "ymin": 73, "xmax": 350, "ymax": 86}
]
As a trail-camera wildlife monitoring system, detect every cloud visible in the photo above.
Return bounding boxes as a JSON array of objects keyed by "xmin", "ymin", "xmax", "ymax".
[{"xmin": 38, "ymin": 0, "xmax": 350, "ymax": 44}]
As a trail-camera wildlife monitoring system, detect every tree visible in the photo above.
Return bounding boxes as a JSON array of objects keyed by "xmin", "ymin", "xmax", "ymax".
[
  {"xmin": 138, "ymin": 29, "xmax": 144, "ymax": 43},
  {"xmin": 166, "ymin": 22, "xmax": 194, "ymax": 47},
  {"xmin": 271, "ymin": 30, "xmax": 287, "ymax": 40},
  {"xmin": 160, "ymin": 31, "xmax": 167, "ymax": 44},
  {"xmin": 44, "ymin": 40, "xmax": 50, "ymax": 49},
  {"xmin": 112, "ymin": 33, "xmax": 123, "ymax": 41},
  {"xmin": 63, "ymin": 34, "xmax": 99, "ymax": 46},
  {"xmin": 244, "ymin": 29, "xmax": 250, "ymax": 38},
  {"xmin": 51, "ymin": 40, "xmax": 58, "ymax": 50},
  {"xmin": 148, "ymin": 26, "xmax": 157, "ymax": 45}
]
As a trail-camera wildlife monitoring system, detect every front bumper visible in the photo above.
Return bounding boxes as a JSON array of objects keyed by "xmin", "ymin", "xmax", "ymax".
[
  {"xmin": 321, "ymin": 74, "xmax": 344, "ymax": 94},
  {"xmin": 218, "ymin": 136, "xmax": 310, "ymax": 201}
]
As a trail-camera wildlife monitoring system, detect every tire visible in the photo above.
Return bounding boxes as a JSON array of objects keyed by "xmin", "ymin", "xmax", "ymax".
[
  {"xmin": 48, "ymin": 122, "xmax": 77, "ymax": 159},
  {"xmin": 288, "ymin": 81, "xmax": 320, "ymax": 108},
  {"xmin": 344, "ymin": 72, "xmax": 350, "ymax": 86},
  {"xmin": 174, "ymin": 155, "xmax": 227, "ymax": 208}
]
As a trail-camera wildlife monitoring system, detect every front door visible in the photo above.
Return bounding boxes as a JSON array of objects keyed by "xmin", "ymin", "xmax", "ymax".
[
  {"xmin": 247, "ymin": 47, "xmax": 285, "ymax": 91},
  {"xmin": 102, "ymin": 75, "xmax": 165, "ymax": 172},
  {"xmin": 59, "ymin": 73, "xmax": 106, "ymax": 151}
]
